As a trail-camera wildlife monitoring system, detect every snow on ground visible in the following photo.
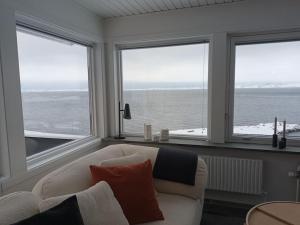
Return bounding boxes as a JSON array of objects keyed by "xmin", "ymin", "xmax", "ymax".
[
  {"xmin": 24, "ymin": 123, "xmax": 300, "ymax": 139},
  {"xmin": 170, "ymin": 123, "xmax": 300, "ymax": 136},
  {"xmin": 170, "ymin": 128, "xmax": 207, "ymax": 136}
]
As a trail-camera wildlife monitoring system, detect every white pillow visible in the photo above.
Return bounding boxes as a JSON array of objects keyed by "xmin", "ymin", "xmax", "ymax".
[
  {"xmin": 0, "ymin": 192, "xmax": 40, "ymax": 225},
  {"xmin": 99, "ymin": 152, "xmax": 147, "ymax": 167},
  {"xmin": 39, "ymin": 181, "xmax": 129, "ymax": 225}
]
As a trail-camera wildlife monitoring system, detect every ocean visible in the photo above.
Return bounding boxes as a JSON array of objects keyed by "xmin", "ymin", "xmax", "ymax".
[
  {"xmin": 21, "ymin": 88, "xmax": 300, "ymax": 137},
  {"xmin": 22, "ymin": 91, "xmax": 90, "ymax": 136}
]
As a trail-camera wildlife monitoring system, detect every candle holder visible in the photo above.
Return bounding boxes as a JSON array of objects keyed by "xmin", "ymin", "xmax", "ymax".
[
  {"xmin": 272, "ymin": 134, "xmax": 278, "ymax": 147},
  {"xmin": 279, "ymin": 120, "xmax": 287, "ymax": 149},
  {"xmin": 272, "ymin": 116, "xmax": 278, "ymax": 147},
  {"xmin": 279, "ymin": 137, "xmax": 286, "ymax": 149}
]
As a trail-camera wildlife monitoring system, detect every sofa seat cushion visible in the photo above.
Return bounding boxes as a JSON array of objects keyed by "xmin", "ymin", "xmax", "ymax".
[
  {"xmin": 0, "ymin": 192, "xmax": 40, "ymax": 225},
  {"xmin": 139, "ymin": 193, "xmax": 202, "ymax": 225}
]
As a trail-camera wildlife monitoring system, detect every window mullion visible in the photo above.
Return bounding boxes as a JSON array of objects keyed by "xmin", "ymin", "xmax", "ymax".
[
  {"xmin": 207, "ymin": 33, "xmax": 228, "ymax": 144},
  {"xmin": 226, "ymin": 37, "xmax": 236, "ymax": 142}
]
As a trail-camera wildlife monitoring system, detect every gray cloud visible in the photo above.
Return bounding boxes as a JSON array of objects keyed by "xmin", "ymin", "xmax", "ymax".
[{"xmin": 17, "ymin": 30, "xmax": 89, "ymax": 91}]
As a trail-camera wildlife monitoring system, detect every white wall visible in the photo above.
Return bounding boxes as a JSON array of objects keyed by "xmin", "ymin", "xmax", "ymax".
[
  {"xmin": 0, "ymin": 0, "xmax": 104, "ymax": 194},
  {"xmin": 103, "ymin": 0, "xmax": 300, "ymax": 203}
]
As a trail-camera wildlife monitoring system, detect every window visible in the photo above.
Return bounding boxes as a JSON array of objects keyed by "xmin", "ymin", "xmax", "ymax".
[
  {"xmin": 17, "ymin": 26, "xmax": 92, "ymax": 156},
  {"xmin": 120, "ymin": 42, "xmax": 209, "ymax": 138},
  {"xmin": 232, "ymin": 37, "xmax": 300, "ymax": 140}
]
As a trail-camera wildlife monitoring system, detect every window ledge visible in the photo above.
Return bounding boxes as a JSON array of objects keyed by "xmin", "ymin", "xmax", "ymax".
[
  {"xmin": 103, "ymin": 136, "xmax": 300, "ymax": 154},
  {"xmin": 27, "ymin": 136, "xmax": 101, "ymax": 170}
]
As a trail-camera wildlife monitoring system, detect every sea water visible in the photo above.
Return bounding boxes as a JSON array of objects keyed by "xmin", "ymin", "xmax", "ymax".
[{"xmin": 21, "ymin": 88, "xmax": 300, "ymax": 137}]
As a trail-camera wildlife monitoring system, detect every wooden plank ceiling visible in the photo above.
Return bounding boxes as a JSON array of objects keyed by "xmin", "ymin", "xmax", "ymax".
[{"xmin": 74, "ymin": 0, "xmax": 245, "ymax": 18}]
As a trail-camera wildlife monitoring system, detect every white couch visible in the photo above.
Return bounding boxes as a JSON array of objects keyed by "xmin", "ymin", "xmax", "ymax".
[{"xmin": 0, "ymin": 144, "xmax": 208, "ymax": 225}]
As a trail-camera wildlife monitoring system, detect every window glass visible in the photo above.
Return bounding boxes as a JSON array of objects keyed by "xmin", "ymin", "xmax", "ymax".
[
  {"xmin": 17, "ymin": 26, "xmax": 91, "ymax": 156},
  {"xmin": 122, "ymin": 43, "xmax": 209, "ymax": 137},
  {"xmin": 234, "ymin": 40, "xmax": 300, "ymax": 138}
]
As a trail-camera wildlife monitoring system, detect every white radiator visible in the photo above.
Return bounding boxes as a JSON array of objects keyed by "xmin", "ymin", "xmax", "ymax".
[{"xmin": 202, "ymin": 156, "xmax": 263, "ymax": 195}]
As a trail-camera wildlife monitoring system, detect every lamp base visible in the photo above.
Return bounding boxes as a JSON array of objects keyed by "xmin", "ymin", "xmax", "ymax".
[{"xmin": 114, "ymin": 136, "xmax": 126, "ymax": 139}]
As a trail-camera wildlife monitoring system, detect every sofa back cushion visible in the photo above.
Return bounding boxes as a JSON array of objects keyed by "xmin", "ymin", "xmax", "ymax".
[
  {"xmin": 100, "ymin": 152, "xmax": 146, "ymax": 167},
  {"xmin": 32, "ymin": 145, "xmax": 126, "ymax": 199},
  {"xmin": 32, "ymin": 144, "xmax": 207, "ymax": 201},
  {"xmin": 100, "ymin": 144, "xmax": 208, "ymax": 201},
  {"xmin": 0, "ymin": 192, "xmax": 40, "ymax": 225}
]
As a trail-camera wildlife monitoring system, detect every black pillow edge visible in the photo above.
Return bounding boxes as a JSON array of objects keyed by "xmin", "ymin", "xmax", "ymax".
[{"xmin": 11, "ymin": 195, "xmax": 84, "ymax": 225}]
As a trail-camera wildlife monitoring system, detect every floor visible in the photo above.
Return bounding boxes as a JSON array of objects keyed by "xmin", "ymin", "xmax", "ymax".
[{"xmin": 200, "ymin": 199, "xmax": 253, "ymax": 225}]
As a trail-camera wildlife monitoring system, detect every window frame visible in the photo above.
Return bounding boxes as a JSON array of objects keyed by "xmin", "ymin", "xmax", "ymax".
[
  {"xmin": 115, "ymin": 37, "xmax": 211, "ymax": 140},
  {"xmin": 0, "ymin": 53, "xmax": 10, "ymax": 177},
  {"xmin": 15, "ymin": 22, "xmax": 100, "ymax": 165},
  {"xmin": 227, "ymin": 31, "xmax": 300, "ymax": 146}
]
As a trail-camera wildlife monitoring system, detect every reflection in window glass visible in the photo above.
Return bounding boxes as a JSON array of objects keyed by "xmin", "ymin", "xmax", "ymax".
[
  {"xmin": 122, "ymin": 43, "xmax": 209, "ymax": 137},
  {"xmin": 234, "ymin": 40, "xmax": 300, "ymax": 137},
  {"xmin": 17, "ymin": 26, "xmax": 91, "ymax": 156}
]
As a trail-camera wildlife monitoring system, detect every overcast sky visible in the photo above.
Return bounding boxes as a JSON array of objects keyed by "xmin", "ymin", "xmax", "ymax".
[
  {"xmin": 236, "ymin": 41, "xmax": 300, "ymax": 87},
  {"xmin": 17, "ymin": 29, "xmax": 300, "ymax": 91},
  {"xmin": 17, "ymin": 30, "xmax": 89, "ymax": 91},
  {"xmin": 123, "ymin": 43, "xmax": 209, "ymax": 84}
]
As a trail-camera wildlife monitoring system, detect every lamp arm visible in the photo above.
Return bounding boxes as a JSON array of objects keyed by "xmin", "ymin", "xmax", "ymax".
[{"xmin": 118, "ymin": 101, "xmax": 121, "ymax": 138}]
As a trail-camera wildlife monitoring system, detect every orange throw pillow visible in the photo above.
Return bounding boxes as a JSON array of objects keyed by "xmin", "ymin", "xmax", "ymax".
[{"xmin": 89, "ymin": 160, "xmax": 164, "ymax": 225}]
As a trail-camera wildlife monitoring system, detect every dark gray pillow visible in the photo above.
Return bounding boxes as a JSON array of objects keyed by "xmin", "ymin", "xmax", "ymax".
[
  {"xmin": 11, "ymin": 196, "xmax": 84, "ymax": 225},
  {"xmin": 153, "ymin": 147, "xmax": 198, "ymax": 185}
]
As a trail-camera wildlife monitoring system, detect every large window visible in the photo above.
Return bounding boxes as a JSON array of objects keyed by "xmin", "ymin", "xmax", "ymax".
[
  {"xmin": 121, "ymin": 42, "xmax": 209, "ymax": 137},
  {"xmin": 233, "ymin": 38, "xmax": 300, "ymax": 140},
  {"xmin": 17, "ymin": 26, "xmax": 92, "ymax": 156}
]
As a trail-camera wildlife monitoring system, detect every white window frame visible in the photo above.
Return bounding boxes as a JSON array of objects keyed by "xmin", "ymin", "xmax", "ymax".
[
  {"xmin": 115, "ymin": 37, "xmax": 211, "ymax": 141},
  {"xmin": 227, "ymin": 30, "xmax": 300, "ymax": 146},
  {"xmin": 14, "ymin": 17, "xmax": 101, "ymax": 168},
  {"xmin": 0, "ymin": 53, "xmax": 10, "ymax": 178}
]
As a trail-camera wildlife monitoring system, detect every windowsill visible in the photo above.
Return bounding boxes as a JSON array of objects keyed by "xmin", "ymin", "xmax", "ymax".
[
  {"xmin": 24, "ymin": 131, "xmax": 86, "ymax": 140},
  {"xmin": 103, "ymin": 136, "xmax": 300, "ymax": 154},
  {"xmin": 27, "ymin": 136, "xmax": 101, "ymax": 170}
]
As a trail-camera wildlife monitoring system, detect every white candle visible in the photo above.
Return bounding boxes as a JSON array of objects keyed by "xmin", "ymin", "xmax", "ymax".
[
  {"xmin": 160, "ymin": 129, "xmax": 169, "ymax": 141},
  {"xmin": 144, "ymin": 124, "xmax": 152, "ymax": 141},
  {"xmin": 283, "ymin": 120, "xmax": 286, "ymax": 138}
]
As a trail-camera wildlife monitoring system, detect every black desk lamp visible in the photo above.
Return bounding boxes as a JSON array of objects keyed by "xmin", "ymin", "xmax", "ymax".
[{"xmin": 115, "ymin": 101, "xmax": 131, "ymax": 139}]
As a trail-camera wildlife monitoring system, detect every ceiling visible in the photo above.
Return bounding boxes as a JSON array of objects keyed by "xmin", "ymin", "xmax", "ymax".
[{"xmin": 74, "ymin": 0, "xmax": 245, "ymax": 18}]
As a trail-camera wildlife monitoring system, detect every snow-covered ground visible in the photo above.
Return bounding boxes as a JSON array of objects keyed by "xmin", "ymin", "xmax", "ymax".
[
  {"xmin": 170, "ymin": 123, "xmax": 300, "ymax": 136},
  {"xmin": 24, "ymin": 123, "xmax": 300, "ymax": 139}
]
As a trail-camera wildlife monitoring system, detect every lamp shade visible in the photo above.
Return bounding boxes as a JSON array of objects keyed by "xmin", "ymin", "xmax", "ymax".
[{"xmin": 123, "ymin": 103, "xmax": 131, "ymax": 119}]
